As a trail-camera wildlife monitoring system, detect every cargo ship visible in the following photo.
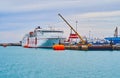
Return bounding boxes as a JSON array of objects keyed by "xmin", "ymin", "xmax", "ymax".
[{"xmin": 22, "ymin": 26, "xmax": 65, "ymax": 48}]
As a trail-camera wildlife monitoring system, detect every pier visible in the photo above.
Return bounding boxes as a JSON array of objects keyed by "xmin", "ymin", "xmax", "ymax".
[
  {"xmin": 0, "ymin": 43, "xmax": 21, "ymax": 47},
  {"xmin": 64, "ymin": 45, "xmax": 120, "ymax": 51},
  {"xmin": 53, "ymin": 43, "xmax": 120, "ymax": 51}
]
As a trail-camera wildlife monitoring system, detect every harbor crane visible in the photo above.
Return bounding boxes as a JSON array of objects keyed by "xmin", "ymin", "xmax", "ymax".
[{"xmin": 58, "ymin": 13, "xmax": 86, "ymax": 44}]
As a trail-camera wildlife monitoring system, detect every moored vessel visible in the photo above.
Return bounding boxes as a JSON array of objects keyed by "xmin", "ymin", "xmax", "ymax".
[{"xmin": 22, "ymin": 26, "xmax": 65, "ymax": 48}]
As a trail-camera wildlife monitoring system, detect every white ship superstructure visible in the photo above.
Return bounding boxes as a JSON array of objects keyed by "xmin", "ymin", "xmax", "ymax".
[{"xmin": 22, "ymin": 26, "xmax": 65, "ymax": 48}]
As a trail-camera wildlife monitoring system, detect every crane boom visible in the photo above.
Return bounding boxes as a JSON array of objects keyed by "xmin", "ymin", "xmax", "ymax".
[{"xmin": 58, "ymin": 13, "xmax": 85, "ymax": 44}]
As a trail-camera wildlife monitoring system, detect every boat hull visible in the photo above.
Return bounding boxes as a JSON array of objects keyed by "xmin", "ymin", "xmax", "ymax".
[{"xmin": 22, "ymin": 37, "xmax": 65, "ymax": 48}]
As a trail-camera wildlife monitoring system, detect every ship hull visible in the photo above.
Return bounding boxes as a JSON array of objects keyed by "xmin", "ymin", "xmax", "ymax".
[
  {"xmin": 22, "ymin": 37, "xmax": 65, "ymax": 48},
  {"xmin": 22, "ymin": 26, "xmax": 65, "ymax": 48}
]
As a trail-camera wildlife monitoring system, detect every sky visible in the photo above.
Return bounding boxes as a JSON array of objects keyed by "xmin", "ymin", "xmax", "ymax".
[{"xmin": 0, "ymin": 0, "xmax": 120, "ymax": 43}]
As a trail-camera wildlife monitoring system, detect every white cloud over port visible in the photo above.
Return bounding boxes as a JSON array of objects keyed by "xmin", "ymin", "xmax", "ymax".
[
  {"xmin": 74, "ymin": 11, "xmax": 120, "ymax": 18},
  {"xmin": 0, "ymin": 1, "xmax": 81, "ymax": 12}
]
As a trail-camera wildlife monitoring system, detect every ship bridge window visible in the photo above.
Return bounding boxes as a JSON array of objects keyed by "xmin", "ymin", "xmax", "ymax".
[
  {"xmin": 42, "ymin": 31, "xmax": 63, "ymax": 33},
  {"xmin": 30, "ymin": 34, "xmax": 36, "ymax": 37}
]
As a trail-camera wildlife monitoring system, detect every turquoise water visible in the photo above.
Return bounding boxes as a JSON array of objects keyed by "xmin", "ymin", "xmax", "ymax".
[{"xmin": 0, "ymin": 46, "xmax": 120, "ymax": 78}]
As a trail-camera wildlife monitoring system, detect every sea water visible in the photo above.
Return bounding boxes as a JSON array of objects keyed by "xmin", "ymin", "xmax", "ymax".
[{"xmin": 0, "ymin": 46, "xmax": 120, "ymax": 78}]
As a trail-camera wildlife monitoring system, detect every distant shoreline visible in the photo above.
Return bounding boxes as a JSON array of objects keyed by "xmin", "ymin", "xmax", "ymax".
[{"xmin": 0, "ymin": 43, "xmax": 21, "ymax": 46}]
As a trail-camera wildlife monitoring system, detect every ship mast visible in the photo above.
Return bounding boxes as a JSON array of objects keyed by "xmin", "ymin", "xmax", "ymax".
[{"xmin": 114, "ymin": 27, "xmax": 118, "ymax": 37}]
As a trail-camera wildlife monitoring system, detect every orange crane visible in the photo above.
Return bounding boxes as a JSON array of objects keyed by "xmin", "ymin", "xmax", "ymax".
[{"xmin": 58, "ymin": 13, "xmax": 86, "ymax": 44}]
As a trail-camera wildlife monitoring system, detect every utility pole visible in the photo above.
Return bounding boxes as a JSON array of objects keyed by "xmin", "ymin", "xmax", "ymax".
[{"xmin": 76, "ymin": 21, "xmax": 78, "ymax": 43}]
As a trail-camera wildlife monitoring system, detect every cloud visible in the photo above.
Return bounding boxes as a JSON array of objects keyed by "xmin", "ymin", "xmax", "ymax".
[
  {"xmin": 66, "ymin": 10, "xmax": 120, "ymax": 20},
  {"xmin": 76, "ymin": 11, "xmax": 120, "ymax": 18},
  {"xmin": 0, "ymin": 1, "xmax": 79, "ymax": 13},
  {"xmin": 1, "ymin": 0, "xmax": 120, "ymax": 13},
  {"xmin": 64, "ymin": 10, "xmax": 120, "ymax": 25}
]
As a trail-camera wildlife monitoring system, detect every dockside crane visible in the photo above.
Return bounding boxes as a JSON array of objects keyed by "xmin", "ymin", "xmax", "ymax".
[{"xmin": 58, "ymin": 13, "xmax": 86, "ymax": 45}]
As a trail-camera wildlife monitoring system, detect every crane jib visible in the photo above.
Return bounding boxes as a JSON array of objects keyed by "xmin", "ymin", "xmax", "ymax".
[{"xmin": 58, "ymin": 13, "xmax": 85, "ymax": 44}]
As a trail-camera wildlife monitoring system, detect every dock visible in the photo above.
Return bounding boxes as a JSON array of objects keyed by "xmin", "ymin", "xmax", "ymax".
[
  {"xmin": 0, "ymin": 43, "xmax": 21, "ymax": 47},
  {"xmin": 64, "ymin": 45, "xmax": 120, "ymax": 51}
]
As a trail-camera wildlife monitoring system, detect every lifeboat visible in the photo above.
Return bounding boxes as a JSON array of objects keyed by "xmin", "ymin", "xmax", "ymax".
[{"xmin": 53, "ymin": 44, "xmax": 65, "ymax": 50}]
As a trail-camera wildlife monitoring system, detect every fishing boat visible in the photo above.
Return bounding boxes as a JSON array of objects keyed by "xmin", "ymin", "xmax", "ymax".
[{"xmin": 22, "ymin": 26, "xmax": 65, "ymax": 48}]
